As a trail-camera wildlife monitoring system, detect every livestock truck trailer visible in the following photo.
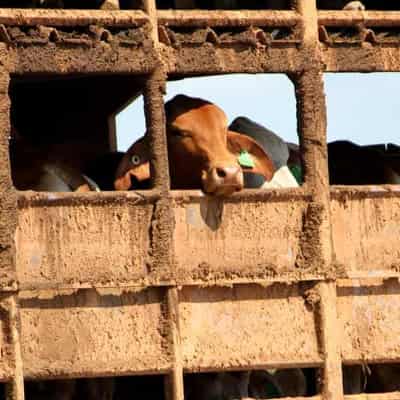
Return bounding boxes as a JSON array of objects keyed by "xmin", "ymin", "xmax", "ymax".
[{"xmin": 0, "ymin": 1, "xmax": 399, "ymax": 399}]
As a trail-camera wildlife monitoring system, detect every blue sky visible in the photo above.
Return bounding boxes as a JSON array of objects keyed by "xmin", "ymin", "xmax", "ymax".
[{"xmin": 116, "ymin": 73, "xmax": 399, "ymax": 151}]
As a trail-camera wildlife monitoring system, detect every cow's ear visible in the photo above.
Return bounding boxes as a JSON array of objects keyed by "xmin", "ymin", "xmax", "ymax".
[{"xmin": 227, "ymin": 130, "xmax": 275, "ymax": 182}]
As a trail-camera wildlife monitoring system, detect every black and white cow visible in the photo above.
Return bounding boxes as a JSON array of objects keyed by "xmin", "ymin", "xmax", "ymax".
[{"xmin": 229, "ymin": 116, "xmax": 300, "ymax": 189}]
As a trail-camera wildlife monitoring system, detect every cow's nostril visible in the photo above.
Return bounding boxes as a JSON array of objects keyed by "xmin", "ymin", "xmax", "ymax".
[{"xmin": 216, "ymin": 168, "xmax": 227, "ymax": 178}]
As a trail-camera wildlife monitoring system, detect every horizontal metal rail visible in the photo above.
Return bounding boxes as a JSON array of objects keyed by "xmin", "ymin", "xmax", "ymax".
[
  {"xmin": 318, "ymin": 10, "xmax": 400, "ymax": 27},
  {"xmin": 157, "ymin": 10, "xmax": 300, "ymax": 27},
  {"xmin": 344, "ymin": 394, "xmax": 400, "ymax": 400},
  {"xmin": 0, "ymin": 9, "xmax": 149, "ymax": 26}
]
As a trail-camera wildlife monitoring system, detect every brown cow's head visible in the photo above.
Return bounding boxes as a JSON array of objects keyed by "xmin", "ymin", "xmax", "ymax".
[
  {"xmin": 115, "ymin": 95, "xmax": 274, "ymax": 195},
  {"xmin": 114, "ymin": 136, "xmax": 151, "ymax": 191}
]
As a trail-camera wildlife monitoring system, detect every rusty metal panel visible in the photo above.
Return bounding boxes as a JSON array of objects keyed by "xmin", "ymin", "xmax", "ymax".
[
  {"xmin": 10, "ymin": 46, "xmax": 156, "ymax": 75},
  {"xmin": 16, "ymin": 193, "xmax": 154, "ymax": 289},
  {"xmin": 19, "ymin": 288, "xmax": 170, "ymax": 379},
  {"xmin": 163, "ymin": 46, "xmax": 304, "ymax": 75},
  {"xmin": 179, "ymin": 284, "xmax": 322, "ymax": 371},
  {"xmin": 0, "ymin": 10, "xmax": 156, "ymax": 75},
  {"xmin": 338, "ymin": 279, "xmax": 400, "ymax": 363},
  {"xmin": 322, "ymin": 47, "xmax": 400, "ymax": 73},
  {"xmin": 173, "ymin": 192, "xmax": 308, "ymax": 283},
  {"xmin": 330, "ymin": 189, "xmax": 400, "ymax": 275}
]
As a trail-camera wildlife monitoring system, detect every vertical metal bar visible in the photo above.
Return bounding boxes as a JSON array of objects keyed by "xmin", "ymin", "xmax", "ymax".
[
  {"xmin": 0, "ymin": 67, "xmax": 23, "ymax": 400},
  {"xmin": 316, "ymin": 281, "xmax": 343, "ymax": 400},
  {"xmin": 143, "ymin": 0, "xmax": 159, "ymax": 44},
  {"xmin": 142, "ymin": 69, "xmax": 175, "ymax": 283},
  {"xmin": 0, "ymin": 67, "xmax": 17, "ymax": 290},
  {"xmin": 143, "ymin": 68, "xmax": 170, "ymax": 192},
  {"xmin": 142, "ymin": 5, "xmax": 179, "ymax": 398},
  {"xmin": 294, "ymin": 0, "xmax": 332, "ymax": 277},
  {"xmin": 4, "ymin": 296, "xmax": 25, "ymax": 400},
  {"xmin": 296, "ymin": 0, "xmax": 330, "ymax": 198},
  {"xmin": 297, "ymin": 0, "xmax": 319, "ymax": 45},
  {"xmin": 165, "ymin": 287, "xmax": 184, "ymax": 400},
  {"xmin": 296, "ymin": 2, "xmax": 342, "ymax": 399}
]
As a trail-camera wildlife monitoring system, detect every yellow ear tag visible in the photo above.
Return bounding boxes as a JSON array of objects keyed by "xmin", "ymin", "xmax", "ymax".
[{"xmin": 238, "ymin": 150, "xmax": 255, "ymax": 168}]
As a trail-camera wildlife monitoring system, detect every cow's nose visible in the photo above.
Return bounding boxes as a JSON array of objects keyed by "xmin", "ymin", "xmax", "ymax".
[
  {"xmin": 211, "ymin": 165, "xmax": 243, "ymax": 193},
  {"xmin": 214, "ymin": 166, "xmax": 240, "ymax": 181}
]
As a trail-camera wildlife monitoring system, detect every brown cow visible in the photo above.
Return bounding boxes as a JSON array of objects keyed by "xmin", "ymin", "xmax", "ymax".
[{"xmin": 115, "ymin": 95, "xmax": 275, "ymax": 195}]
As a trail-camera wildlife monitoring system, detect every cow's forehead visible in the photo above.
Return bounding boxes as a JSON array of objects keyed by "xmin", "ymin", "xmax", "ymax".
[
  {"xmin": 128, "ymin": 136, "xmax": 149, "ymax": 157},
  {"xmin": 169, "ymin": 103, "xmax": 228, "ymax": 132}
]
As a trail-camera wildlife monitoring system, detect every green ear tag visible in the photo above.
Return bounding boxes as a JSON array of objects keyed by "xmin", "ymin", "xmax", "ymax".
[
  {"xmin": 289, "ymin": 164, "xmax": 303, "ymax": 184},
  {"xmin": 238, "ymin": 150, "xmax": 255, "ymax": 168}
]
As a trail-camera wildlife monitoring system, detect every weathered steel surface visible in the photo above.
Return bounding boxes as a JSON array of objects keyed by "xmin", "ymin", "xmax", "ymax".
[
  {"xmin": 16, "ymin": 193, "xmax": 155, "ymax": 289},
  {"xmin": 19, "ymin": 288, "xmax": 170, "ymax": 379},
  {"xmin": 338, "ymin": 279, "xmax": 400, "ymax": 363},
  {"xmin": 179, "ymin": 284, "xmax": 322, "ymax": 371},
  {"xmin": 173, "ymin": 191, "xmax": 307, "ymax": 283},
  {"xmin": 331, "ymin": 188, "xmax": 400, "ymax": 275},
  {"xmin": 163, "ymin": 46, "xmax": 304, "ymax": 75},
  {"xmin": 322, "ymin": 47, "xmax": 400, "ymax": 72}
]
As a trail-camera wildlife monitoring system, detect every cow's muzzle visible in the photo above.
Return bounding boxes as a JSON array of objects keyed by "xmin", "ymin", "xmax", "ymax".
[{"xmin": 202, "ymin": 165, "xmax": 244, "ymax": 196}]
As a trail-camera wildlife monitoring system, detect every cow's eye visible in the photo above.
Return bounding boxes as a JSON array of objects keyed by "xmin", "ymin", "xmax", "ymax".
[
  {"xmin": 169, "ymin": 127, "xmax": 187, "ymax": 138},
  {"xmin": 131, "ymin": 155, "xmax": 141, "ymax": 165}
]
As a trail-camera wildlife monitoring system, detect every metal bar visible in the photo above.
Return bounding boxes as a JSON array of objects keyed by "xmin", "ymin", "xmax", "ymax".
[
  {"xmin": 298, "ymin": 0, "xmax": 319, "ymax": 44},
  {"xmin": 293, "ymin": 70, "xmax": 332, "ymax": 273},
  {"xmin": 16, "ymin": 190, "xmax": 160, "ymax": 208},
  {"xmin": 15, "ymin": 272, "xmax": 400, "ymax": 293},
  {"xmin": 4, "ymin": 296, "xmax": 25, "ymax": 400},
  {"xmin": 319, "ymin": 11, "xmax": 400, "ymax": 27},
  {"xmin": 330, "ymin": 186, "xmax": 400, "ymax": 200},
  {"xmin": 169, "ymin": 188, "xmax": 311, "ymax": 203},
  {"xmin": 183, "ymin": 361, "xmax": 324, "ymax": 372},
  {"xmin": 157, "ymin": 10, "xmax": 300, "ymax": 27},
  {"xmin": 0, "ymin": 69, "xmax": 16, "ymax": 291},
  {"xmin": 0, "ymin": 9, "xmax": 148, "ymax": 27},
  {"xmin": 22, "ymin": 368, "xmax": 171, "ymax": 381},
  {"xmin": 243, "ymin": 397, "xmax": 322, "ymax": 400},
  {"xmin": 344, "ymin": 394, "xmax": 400, "ymax": 400},
  {"xmin": 143, "ymin": 0, "xmax": 159, "ymax": 44},
  {"xmin": 317, "ymin": 282, "xmax": 343, "ymax": 400},
  {"xmin": 296, "ymin": 2, "xmax": 329, "ymax": 193},
  {"xmin": 165, "ymin": 288, "xmax": 184, "ymax": 400},
  {"xmin": 143, "ymin": 70, "xmax": 169, "ymax": 191},
  {"xmin": 17, "ymin": 275, "xmax": 321, "ymax": 292},
  {"xmin": 342, "ymin": 357, "xmax": 400, "ymax": 364},
  {"xmin": 295, "ymin": 5, "xmax": 343, "ymax": 398},
  {"xmin": 142, "ymin": 70, "xmax": 175, "ymax": 281}
]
